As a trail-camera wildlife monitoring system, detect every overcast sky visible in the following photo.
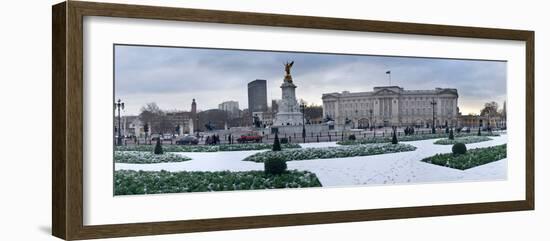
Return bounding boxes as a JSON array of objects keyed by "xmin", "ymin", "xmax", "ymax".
[{"xmin": 115, "ymin": 44, "xmax": 507, "ymax": 116}]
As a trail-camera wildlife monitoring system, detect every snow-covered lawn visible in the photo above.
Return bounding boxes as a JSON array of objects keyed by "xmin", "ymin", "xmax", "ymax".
[{"xmin": 116, "ymin": 135, "xmax": 508, "ymax": 187}]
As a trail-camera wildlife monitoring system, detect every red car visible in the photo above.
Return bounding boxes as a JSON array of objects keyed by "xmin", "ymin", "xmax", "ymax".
[{"xmin": 237, "ymin": 134, "xmax": 263, "ymax": 143}]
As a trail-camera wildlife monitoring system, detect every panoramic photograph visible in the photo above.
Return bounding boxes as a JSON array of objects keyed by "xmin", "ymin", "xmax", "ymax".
[{"xmin": 113, "ymin": 44, "xmax": 508, "ymax": 196}]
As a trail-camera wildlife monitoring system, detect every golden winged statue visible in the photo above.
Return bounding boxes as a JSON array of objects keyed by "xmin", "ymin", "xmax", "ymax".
[{"xmin": 284, "ymin": 61, "xmax": 294, "ymax": 76}]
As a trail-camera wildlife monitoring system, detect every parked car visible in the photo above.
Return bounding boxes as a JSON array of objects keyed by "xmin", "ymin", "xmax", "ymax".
[
  {"xmin": 460, "ymin": 127, "xmax": 470, "ymax": 133},
  {"xmin": 176, "ymin": 135, "xmax": 199, "ymax": 145},
  {"xmin": 162, "ymin": 134, "xmax": 173, "ymax": 141},
  {"xmin": 149, "ymin": 134, "xmax": 161, "ymax": 141},
  {"xmin": 237, "ymin": 134, "xmax": 263, "ymax": 143}
]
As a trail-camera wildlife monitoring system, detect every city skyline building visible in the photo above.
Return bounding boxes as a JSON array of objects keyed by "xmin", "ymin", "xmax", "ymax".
[{"xmin": 247, "ymin": 79, "xmax": 268, "ymax": 113}]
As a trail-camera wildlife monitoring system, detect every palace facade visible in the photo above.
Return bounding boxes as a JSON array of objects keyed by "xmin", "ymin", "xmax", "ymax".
[{"xmin": 322, "ymin": 86, "xmax": 459, "ymax": 128}]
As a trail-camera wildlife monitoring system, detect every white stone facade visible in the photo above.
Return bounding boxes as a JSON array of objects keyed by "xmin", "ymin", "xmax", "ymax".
[
  {"xmin": 322, "ymin": 86, "xmax": 459, "ymax": 128},
  {"xmin": 273, "ymin": 79, "xmax": 303, "ymax": 126}
]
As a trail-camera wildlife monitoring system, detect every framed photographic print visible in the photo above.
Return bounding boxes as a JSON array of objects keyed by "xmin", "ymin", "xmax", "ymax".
[{"xmin": 52, "ymin": 1, "xmax": 534, "ymax": 240}]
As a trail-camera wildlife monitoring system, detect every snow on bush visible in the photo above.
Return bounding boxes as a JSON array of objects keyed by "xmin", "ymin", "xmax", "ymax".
[
  {"xmin": 243, "ymin": 143, "xmax": 417, "ymax": 163},
  {"xmin": 114, "ymin": 151, "xmax": 191, "ymax": 164},
  {"xmin": 114, "ymin": 170, "xmax": 322, "ymax": 195},
  {"xmin": 434, "ymin": 136, "xmax": 492, "ymax": 145},
  {"xmin": 421, "ymin": 144, "xmax": 507, "ymax": 170}
]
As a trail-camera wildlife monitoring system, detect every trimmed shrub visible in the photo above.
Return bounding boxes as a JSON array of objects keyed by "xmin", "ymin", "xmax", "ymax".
[
  {"xmin": 245, "ymin": 143, "xmax": 416, "ymax": 163},
  {"xmin": 272, "ymin": 133, "xmax": 282, "ymax": 151},
  {"xmin": 337, "ymin": 132, "xmax": 499, "ymax": 145},
  {"xmin": 449, "ymin": 128, "xmax": 454, "ymax": 140},
  {"xmin": 114, "ymin": 169, "xmax": 321, "ymax": 195},
  {"xmin": 452, "ymin": 143, "xmax": 467, "ymax": 155},
  {"xmin": 154, "ymin": 138, "xmax": 163, "ymax": 155},
  {"xmin": 280, "ymin": 137, "xmax": 289, "ymax": 144},
  {"xmin": 477, "ymin": 127, "xmax": 481, "ymax": 136},
  {"xmin": 348, "ymin": 134, "xmax": 356, "ymax": 141},
  {"xmin": 114, "ymin": 151, "xmax": 190, "ymax": 163},
  {"xmin": 264, "ymin": 158, "xmax": 287, "ymax": 175},
  {"xmin": 391, "ymin": 130, "xmax": 398, "ymax": 144},
  {"xmin": 434, "ymin": 136, "xmax": 491, "ymax": 145},
  {"xmin": 422, "ymin": 144, "xmax": 506, "ymax": 170}
]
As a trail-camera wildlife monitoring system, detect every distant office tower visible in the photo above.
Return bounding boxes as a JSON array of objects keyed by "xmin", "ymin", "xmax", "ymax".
[{"xmin": 247, "ymin": 79, "xmax": 268, "ymax": 112}]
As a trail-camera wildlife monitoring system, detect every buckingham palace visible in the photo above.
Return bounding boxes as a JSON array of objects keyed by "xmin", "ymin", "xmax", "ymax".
[{"xmin": 322, "ymin": 86, "xmax": 459, "ymax": 128}]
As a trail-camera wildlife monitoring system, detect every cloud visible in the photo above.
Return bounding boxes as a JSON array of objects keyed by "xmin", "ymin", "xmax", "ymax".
[{"xmin": 115, "ymin": 45, "xmax": 506, "ymax": 115}]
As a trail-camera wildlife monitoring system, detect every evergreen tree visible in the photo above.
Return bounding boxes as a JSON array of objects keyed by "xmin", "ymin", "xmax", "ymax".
[
  {"xmin": 391, "ymin": 129, "xmax": 398, "ymax": 144},
  {"xmin": 154, "ymin": 137, "xmax": 163, "ymax": 155},
  {"xmin": 272, "ymin": 133, "xmax": 282, "ymax": 151},
  {"xmin": 478, "ymin": 127, "xmax": 482, "ymax": 136},
  {"xmin": 449, "ymin": 128, "xmax": 454, "ymax": 140}
]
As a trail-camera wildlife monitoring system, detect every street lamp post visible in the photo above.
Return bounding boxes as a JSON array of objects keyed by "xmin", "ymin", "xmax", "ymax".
[
  {"xmin": 430, "ymin": 98, "xmax": 437, "ymax": 134},
  {"xmin": 354, "ymin": 109, "xmax": 358, "ymax": 129},
  {"xmin": 196, "ymin": 117, "xmax": 199, "ymax": 134},
  {"xmin": 114, "ymin": 99, "xmax": 124, "ymax": 146},
  {"xmin": 300, "ymin": 103, "xmax": 306, "ymax": 143},
  {"xmin": 369, "ymin": 109, "xmax": 373, "ymax": 131}
]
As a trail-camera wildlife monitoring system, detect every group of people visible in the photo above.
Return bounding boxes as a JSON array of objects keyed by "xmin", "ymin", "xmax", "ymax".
[
  {"xmin": 204, "ymin": 134, "xmax": 221, "ymax": 145},
  {"xmin": 403, "ymin": 126, "xmax": 416, "ymax": 136}
]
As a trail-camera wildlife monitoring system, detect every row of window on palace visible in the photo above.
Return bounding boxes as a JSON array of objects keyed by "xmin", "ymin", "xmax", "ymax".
[
  {"xmin": 326, "ymin": 102, "xmax": 455, "ymax": 111},
  {"xmin": 338, "ymin": 108, "xmax": 455, "ymax": 116},
  {"xmin": 329, "ymin": 100, "xmax": 455, "ymax": 109}
]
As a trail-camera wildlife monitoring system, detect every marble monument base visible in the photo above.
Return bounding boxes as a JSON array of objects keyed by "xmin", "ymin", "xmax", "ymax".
[{"xmin": 273, "ymin": 112, "xmax": 303, "ymax": 126}]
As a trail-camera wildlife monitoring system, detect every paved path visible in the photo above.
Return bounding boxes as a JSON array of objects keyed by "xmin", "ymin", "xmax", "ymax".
[{"xmin": 116, "ymin": 135, "xmax": 507, "ymax": 187}]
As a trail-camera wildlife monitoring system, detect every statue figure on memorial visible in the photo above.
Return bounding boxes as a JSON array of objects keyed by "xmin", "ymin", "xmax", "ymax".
[
  {"xmin": 284, "ymin": 61, "xmax": 294, "ymax": 83},
  {"xmin": 284, "ymin": 61, "xmax": 294, "ymax": 75}
]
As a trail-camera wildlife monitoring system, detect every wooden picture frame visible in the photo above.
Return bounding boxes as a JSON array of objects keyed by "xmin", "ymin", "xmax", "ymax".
[{"xmin": 52, "ymin": 1, "xmax": 534, "ymax": 240}]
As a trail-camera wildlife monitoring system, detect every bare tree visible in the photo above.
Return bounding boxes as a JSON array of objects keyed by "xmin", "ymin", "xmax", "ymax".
[
  {"xmin": 139, "ymin": 103, "xmax": 164, "ymax": 134},
  {"xmin": 480, "ymin": 102, "xmax": 499, "ymax": 117},
  {"xmin": 297, "ymin": 99, "xmax": 323, "ymax": 124},
  {"xmin": 480, "ymin": 101, "xmax": 499, "ymax": 128},
  {"xmin": 304, "ymin": 105, "xmax": 323, "ymax": 123},
  {"xmin": 197, "ymin": 109, "xmax": 229, "ymax": 131}
]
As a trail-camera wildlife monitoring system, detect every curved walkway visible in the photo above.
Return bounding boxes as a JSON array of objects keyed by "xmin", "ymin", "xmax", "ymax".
[{"xmin": 115, "ymin": 135, "xmax": 507, "ymax": 187}]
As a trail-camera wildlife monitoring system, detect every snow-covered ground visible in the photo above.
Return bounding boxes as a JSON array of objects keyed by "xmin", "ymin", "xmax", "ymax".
[{"xmin": 116, "ymin": 135, "xmax": 507, "ymax": 187}]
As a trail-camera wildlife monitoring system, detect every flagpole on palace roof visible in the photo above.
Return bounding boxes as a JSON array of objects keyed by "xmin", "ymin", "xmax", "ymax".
[{"xmin": 386, "ymin": 70, "xmax": 392, "ymax": 86}]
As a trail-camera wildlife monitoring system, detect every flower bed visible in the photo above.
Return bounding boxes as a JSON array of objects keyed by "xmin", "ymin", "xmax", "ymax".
[
  {"xmin": 114, "ymin": 151, "xmax": 191, "ymax": 164},
  {"xmin": 433, "ymin": 136, "xmax": 492, "ymax": 145},
  {"xmin": 115, "ymin": 143, "xmax": 301, "ymax": 152},
  {"xmin": 421, "ymin": 144, "xmax": 507, "ymax": 170},
  {"xmin": 114, "ymin": 170, "xmax": 322, "ymax": 195},
  {"xmin": 243, "ymin": 143, "xmax": 417, "ymax": 163},
  {"xmin": 337, "ymin": 132, "xmax": 499, "ymax": 145}
]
